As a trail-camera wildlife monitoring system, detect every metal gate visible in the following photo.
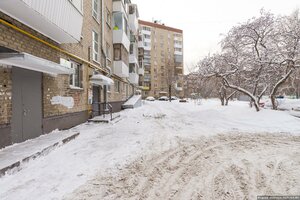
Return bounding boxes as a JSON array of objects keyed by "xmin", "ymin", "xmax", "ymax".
[{"xmin": 11, "ymin": 67, "xmax": 42, "ymax": 143}]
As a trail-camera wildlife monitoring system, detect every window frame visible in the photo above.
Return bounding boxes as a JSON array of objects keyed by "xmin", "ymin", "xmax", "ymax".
[
  {"xmin": 69, "ymin": 61, "xmax": 82, "ymax": 89},
  {"xmin": 92, "ymin": 0, "xmax": 100, "ymax": 22},
  {"xmin": 106, "ymin": 7, "xmax": 111, "ymax": 28},
  {"xmin": 92, "ymin": 30, "xmax": 99, "ymax": 62}
]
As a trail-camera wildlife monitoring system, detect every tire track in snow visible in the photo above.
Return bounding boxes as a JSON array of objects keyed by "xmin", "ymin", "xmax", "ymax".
[{"xmin": 65, "ymin": 133, "xmax": 300, "ymax": 200}]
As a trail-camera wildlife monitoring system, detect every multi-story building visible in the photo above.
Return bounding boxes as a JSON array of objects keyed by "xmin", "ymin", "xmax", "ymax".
[
  {"xmin": 183, "ymin": 72, "xmax": 201, "ymax": 97},
  {"xmin": 138, "ymin": 20, "xmax": 184, "ymax": 98},
  {"xmin": 0, "ymin": 0, "xmax": 141, "ymax": 149}
]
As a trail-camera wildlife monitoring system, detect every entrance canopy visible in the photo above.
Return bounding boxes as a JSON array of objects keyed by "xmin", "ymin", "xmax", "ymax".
[
  {"xmin": 0, "ymin": 53, "xmax": 74, "ymax": 75},
  {"xmin": 90, "ymin": 74, "xmax": 114, "ymax": 86}
]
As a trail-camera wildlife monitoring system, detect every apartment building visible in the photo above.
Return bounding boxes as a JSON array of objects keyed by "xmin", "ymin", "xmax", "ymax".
[
  {"xmin": 183, "ymin": 72, "xmax": 201, "ymax": 97},
  {"xmin": 138, "ymin": 20, "xmax": 184, "ymax": 98},
  {"xmin": 0, "ymin": 0, "xmax": 141, "ymax": 149}
]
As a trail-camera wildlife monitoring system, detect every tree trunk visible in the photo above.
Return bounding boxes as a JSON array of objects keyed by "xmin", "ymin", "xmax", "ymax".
[
  {"xmin": 271, "ymin": 94, "xmax": 277, "ymax": 110},
  {"xmin": 169, "ymin": 85, "xmax": 172, "ymax": 102},
  {"xmin": 220, "ymin": 97, "xmax": 225, "ymax": 106},
  {"xmin": 225, "ymin": 91, "xmax": 237, "ymax": 106},
  {"xmin": 270, "ymin": 68, "xmax": 294, "ymax": 110}
]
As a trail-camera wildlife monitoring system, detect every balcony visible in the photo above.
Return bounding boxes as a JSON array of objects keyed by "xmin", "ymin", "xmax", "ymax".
[
  {"xmin": 174, "ymin": 43, "xmax": 183, "ymax": 48},
  {"xmin": 144, "ymin": 45, "xmax": 151, "ymax": 51},
  {"xmin": 0, "ymin": 0, "xmax": 83, "ymax": 43},
  {"xmin": 144, "ymin": 76, "xmax": 151, "ymax": 82},
  {"xmin": 138, "ymin": 67, "xmax": 145, "ymax": 76},
  {"xmin": 142, "ymin": 86, "xmax": 150, "ymax": 91},
  {"xmin": 176, "ymin": 87, "xmax": 183, "ymax": 91},
  {"xmin": 175, "ymin": 55, "xmax": 183, "ymax": 63},
  {"xmin": 129, "ymin": 43, "xmax": 138, "ymax": 65},
  {"xmin": 113, "ymin": 61, "xmax": 129, "ymax": 78},
  {"xmin": 174, "ymin": 36, "xmax": 183, "ymax": 41},
  {"xmin": 129, "ymin": 55, "xmax": 138, "ymax": 65},
  {"xmin": 113, "ymin": 30, "xmax": 130, "ymax": 52},
  {"xmin": 113, "ymin": 0, "xmax": 127, "ymax": 16},
  {"xmin": 174, "ymin": 50, "xmax": 183, "ymax": 56},
  {"xmin": 129, "ymin": 72, "xmax": 139, "ymax": 85},
  {"xmin": 128, "ymin": 5, "xmax": 139, "ymax": 33},
  {"xmin": 142, "ymin": 29, "xmax": 151, "ymax": 36},
  {"xmin": 138, "ymin": 41, "xmax": 144, "ymax": 48}
]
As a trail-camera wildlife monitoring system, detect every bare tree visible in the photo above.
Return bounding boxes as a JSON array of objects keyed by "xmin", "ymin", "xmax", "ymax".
[{"xmin": 268, "ymin": 10, "xmax": 300, "ymax": 109}]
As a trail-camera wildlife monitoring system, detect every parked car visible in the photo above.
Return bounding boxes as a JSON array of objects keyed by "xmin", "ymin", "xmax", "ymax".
[
  {"xmin": 145, "ymin": 96, "xmax": 155, "ymax": 101},
  {"xmin": 158, "ymin": 96, "xmax": 169, "ymax": 101},
  {"xmin": 171, "ymin": 96, "xmax": 178, "ymax": 100},
  {"xmin": 179, "ymin": 98, "xmax": 188, "ymax": 103}
]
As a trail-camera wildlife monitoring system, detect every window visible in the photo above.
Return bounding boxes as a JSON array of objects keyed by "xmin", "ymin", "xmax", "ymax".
[
  {"xmin": 114, "ymin": 81, "xmax": 120, "ymax": 93},
  {"xmin": 130, "ymin": 44, "xmax": 134, "ymax": 54},
  {"xmin": 175, "ymin": 48, "xmax": 182, "ymax": 52},
  {"xmin": 144, "ymin": 35, "xmax": 151, "ymax": 39},
  {"xmin": 114, "ymin": 44, "xmax": 121, "ymax": 61},
  {"xmin": 106, "ymin": 7, "xmax": 111, "ymax": 27},
  {"xmin": 129, "ymin": 64, "xmax": 136, "ymax": 73},
  {"xmin": 92, "ymin": 31, "xmax": 99, "ymax": 62},
  {"xmin": 92, "ymin": 0, "xmax": 99, "ymax": 21},
  {"xmin": 142, "ymin": 26, "xmax": 151, "ymax": 31},
  {"xmin": 69, "ymin": 61, "xmax": 82, "ymax": 88}
]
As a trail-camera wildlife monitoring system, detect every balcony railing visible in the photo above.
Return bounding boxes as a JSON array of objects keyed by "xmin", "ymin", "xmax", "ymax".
[
  {"xmin": 113, "ymin": 60, "xmax": 129, "ymax": 78},
  {"xmin": 0, "ymin": 0, "xmax": 83, "ymax": 43},
  {"xmin": 113, "ymin": 0, "xmax": 127, "ymax": 16},
  {"xmin": 128, "ymin": 9, "xmax": 138, "ymax": 33},
  {"xmin": 113, "ymin": 30, "xmax": 130, "ymax": 52},
  {"xmin": 174, "ymin": 51, "xmax": 183, "ymax": 56},
  {"xmin": 138, "ymin": 67, "xmax": 145, "ymax": 76},
  {"xmin": 129, "ymin": 72, "xmax": 139, "ymax": 84}
]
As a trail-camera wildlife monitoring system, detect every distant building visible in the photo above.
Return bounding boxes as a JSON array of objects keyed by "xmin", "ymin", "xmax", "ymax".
[
  {"xmin": 138, "ymin": 20, "xmax": 184, "ymax": 98},
  {"xmin": 183, "ymin": 72, "xmax": 201, "ymax": 98}
]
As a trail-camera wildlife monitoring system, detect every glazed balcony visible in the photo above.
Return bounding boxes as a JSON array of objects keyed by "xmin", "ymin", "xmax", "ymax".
[{"xmin": 113, "ymin": 60, "xmax": 129, "ymax": 78}]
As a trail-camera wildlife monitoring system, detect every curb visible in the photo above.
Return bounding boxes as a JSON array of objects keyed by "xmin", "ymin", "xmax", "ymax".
[{"xmin": 0, "ymin": 132, "xmax": 80, "ymax": 177}]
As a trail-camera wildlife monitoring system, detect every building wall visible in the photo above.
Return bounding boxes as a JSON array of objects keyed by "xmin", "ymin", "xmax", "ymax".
[{"xmin": 0, "ymin": 11, "xmax": 89, "ymax": 147}]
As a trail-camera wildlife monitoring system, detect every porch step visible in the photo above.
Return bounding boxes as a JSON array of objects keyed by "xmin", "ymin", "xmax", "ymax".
[
  {"xmin": 88, "ymin": 114, "xmax": 121, "ymax": 123},
  {"xmin": 0, "ymin": 131, "xmax": 80, "ymax": 177}
]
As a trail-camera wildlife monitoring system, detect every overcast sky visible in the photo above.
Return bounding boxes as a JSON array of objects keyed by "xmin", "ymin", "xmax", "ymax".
[{"xmin": 132, "ymin": 0, "xmax": 300, "ymax": 73}]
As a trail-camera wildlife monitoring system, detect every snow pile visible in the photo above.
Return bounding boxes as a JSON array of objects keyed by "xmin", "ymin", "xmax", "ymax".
[{"xmin": 122, "ymin": 95, "xmax": 142, "ymax": 108}]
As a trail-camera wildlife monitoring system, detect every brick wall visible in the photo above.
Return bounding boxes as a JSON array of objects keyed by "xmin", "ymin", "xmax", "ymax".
[
  {"xmin": 0, "ymin": 12, "xmax": 88, "ymax": 119},
  {"xmin": 0, "ymin": 66, "xmax": 12, "ymax": 125}
]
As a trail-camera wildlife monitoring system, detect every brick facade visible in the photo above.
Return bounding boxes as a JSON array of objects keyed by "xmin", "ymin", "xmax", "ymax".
[{"xmin": 0, "ymin": 66, "xmax": 12, "ymax": 125}]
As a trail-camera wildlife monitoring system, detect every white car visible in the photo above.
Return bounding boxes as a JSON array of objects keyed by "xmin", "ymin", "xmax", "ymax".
[
  {"xmin": 145, "ymin": 96, "xmax": 155, "ymax": 101},
  {"xmin": 159, "ymin": 96, "xmax": 169, "ymax": 101},
  {"xmin": 171, "ymin": 96, "xmax": 178, "ymax": 100}
]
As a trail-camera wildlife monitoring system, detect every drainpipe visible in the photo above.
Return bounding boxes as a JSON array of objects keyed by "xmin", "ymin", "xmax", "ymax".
[{"xmin": 100, "ymin": 0, "xmax": 112, "ymax": 113}]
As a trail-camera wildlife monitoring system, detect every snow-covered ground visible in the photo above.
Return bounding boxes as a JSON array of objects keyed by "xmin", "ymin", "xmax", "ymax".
[
  {"xmin": 264, "ymin": 98, "xmax": 300, "ymax": 111},
  {"xmin": 0, "ymin": 99, "xmax": 300, "ymax": 200}
]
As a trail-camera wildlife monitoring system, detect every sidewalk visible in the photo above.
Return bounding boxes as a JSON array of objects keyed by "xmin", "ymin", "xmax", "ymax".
[{"xmin": 0, "ymin": 129, "xmax": 80, "ymax": 177}]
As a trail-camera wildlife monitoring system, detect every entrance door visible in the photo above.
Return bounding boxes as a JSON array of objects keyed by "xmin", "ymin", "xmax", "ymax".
[
  {"xmin": 92, "ymin": 86, "xmax": 100, "ymax": 117},
  {"xmin": 11, "ymin": 67, "xmax": 42, "ymax": 143}
]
